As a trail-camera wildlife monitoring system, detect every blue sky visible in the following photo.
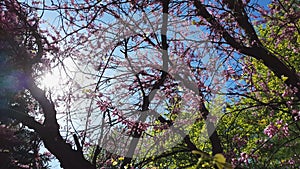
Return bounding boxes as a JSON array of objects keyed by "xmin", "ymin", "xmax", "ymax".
[{"xmin": 30, "ymin": 0, "xmax": 272, "ymax": 168}]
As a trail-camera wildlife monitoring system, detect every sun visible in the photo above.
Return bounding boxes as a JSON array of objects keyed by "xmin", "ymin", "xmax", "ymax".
[
  {"xmin": 39, "ymin": 71, "xmax": 62, "ymax": 90},
  {"xmin": 38, "ymin": 58, "xmax": 77, "ymax": 91}
]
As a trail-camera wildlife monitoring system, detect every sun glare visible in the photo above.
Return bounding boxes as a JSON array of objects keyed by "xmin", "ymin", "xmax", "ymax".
[
  {"xmin": 39, "ymin": 58, "xmax": 77, "ymax": 90},
  {"xmin": 40, "ymin": 71, "xmax": 62, "ymax": 90}
]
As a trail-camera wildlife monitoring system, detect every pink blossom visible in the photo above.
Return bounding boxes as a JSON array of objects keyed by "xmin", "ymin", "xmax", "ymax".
[
  {"xmin": 288, "ymin": 159, "xmax": 295, "ymax": 165},
  {"xmin": 239, "ymin": 152, "xmax": 249, "ymax": 164},
  {"xmin": 276, "ymin": 119, "xmax": 282, "ymax": 125},
  {"xmin": 281, "ymin": 123, "xmax": 289, "ymax": 137},
  {"xmin": 96, "ymin": 100, "xmax": 111, "ymax": 111},
  {"xmin": 263, "ymin": 123, "xmax": 278, "ymax": 138},
  {"xmin": 232, "ymin": 135, "xmax": 247, "ymax": 147},
  {"xmin": 292, "ymin": 110, "xmax": 300, "ymax": 121}
]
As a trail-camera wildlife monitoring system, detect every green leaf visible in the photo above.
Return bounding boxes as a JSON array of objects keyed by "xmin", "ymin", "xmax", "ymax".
[{"xmin": 214, "ymin": 154, "xmax": 226, "ymax": 169}]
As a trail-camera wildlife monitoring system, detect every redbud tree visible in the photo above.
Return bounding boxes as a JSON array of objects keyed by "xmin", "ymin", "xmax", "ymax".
[{"xmin": 0, "ymin": 0, "xmax": 299, "ymax": 169}]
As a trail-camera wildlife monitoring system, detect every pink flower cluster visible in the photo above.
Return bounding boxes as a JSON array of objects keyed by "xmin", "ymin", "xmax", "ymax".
[
  {"xmin": 232, "ymin": 135, "xmax": 247, "ymax": 147},
  {"xmin": 231, "ymin": 152, "xmax": 258, "ymax": 166},
  {"xmin": 292, "ymin": 109, "xmax": 300, "ymax": 121},
  {"xmin": 96, "ymin": 99, "xmax": 111, "ymax": 112},
  {"xmin": 263, "ymin": 120, "xmax": 289, "ymax": 138},
  {"xmin": 263, "ymin": 122, "xmax": 278, "ymax": 138}
]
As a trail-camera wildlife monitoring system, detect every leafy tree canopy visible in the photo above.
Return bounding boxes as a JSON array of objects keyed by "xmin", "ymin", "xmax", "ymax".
[{"xmin": 0, "ymin": 0, "xmax": 299, "ymax": 169}]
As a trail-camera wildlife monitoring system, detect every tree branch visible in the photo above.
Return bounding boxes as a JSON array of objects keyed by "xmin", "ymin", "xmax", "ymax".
[{"xmin": 193, "ymin": 0, "xmax": 300, "ymax": 101}]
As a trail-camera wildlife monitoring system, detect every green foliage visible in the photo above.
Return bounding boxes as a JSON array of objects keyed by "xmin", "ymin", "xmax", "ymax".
[{"xmin": 218, "ymin": 8, "xmax": 300, "ymax": 168}]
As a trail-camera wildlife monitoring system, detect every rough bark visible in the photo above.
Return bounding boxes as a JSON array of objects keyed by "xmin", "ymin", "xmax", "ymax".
[{"xmin": 28, "ymin": 81, "xmax": 94, "ymax": 169}]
